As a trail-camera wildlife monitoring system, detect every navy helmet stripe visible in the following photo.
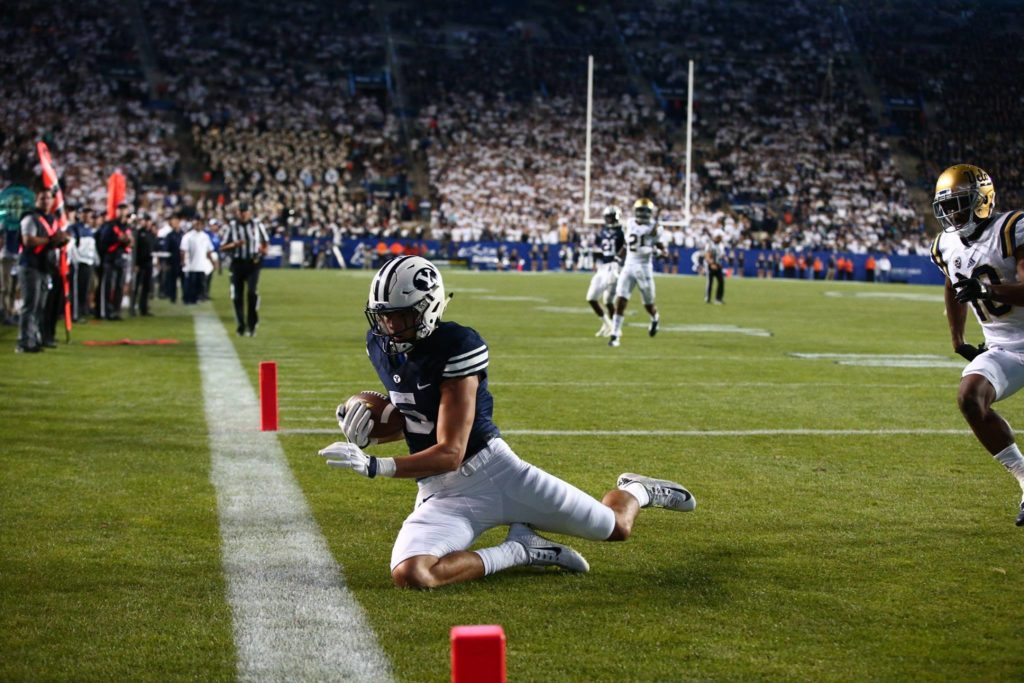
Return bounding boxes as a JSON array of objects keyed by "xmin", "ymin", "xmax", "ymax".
[{"xmin": 373, "ymin": 255, "xmax": 408, "ymax": 302}]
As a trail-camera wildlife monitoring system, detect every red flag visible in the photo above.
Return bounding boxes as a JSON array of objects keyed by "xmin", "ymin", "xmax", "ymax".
[
  {"xmin": 106, "ymin": 171, "xmax": 126, "ymax": 220},
  {"xmin": 36, "ymin": 141, "xmax": 73, "ymax": 341}
]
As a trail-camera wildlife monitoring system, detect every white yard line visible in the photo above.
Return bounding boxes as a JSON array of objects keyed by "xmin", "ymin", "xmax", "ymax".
[
  {"xmin": 279, "ymin": 426, "xmax": 970, "ymax": 437},
  {"xmin": 194, "ymin": 310, "xmax": 394, "ymax": 683}
]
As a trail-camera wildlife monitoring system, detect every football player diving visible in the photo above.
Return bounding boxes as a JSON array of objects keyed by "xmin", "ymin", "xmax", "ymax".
[
  {"xmin": 929, "ymin": 164, "xmax": 1024, "ymax": 526},
  {"xmin": 317, "ymin": 255, "xmax": 697, "ymax": 588},
  {"xmin": 586, "ymin": 205, "xmax": 625, "ymax": 337},
  {"xmin": 608, "ymin": 198, "xmax": 667, "ymax": 347}
]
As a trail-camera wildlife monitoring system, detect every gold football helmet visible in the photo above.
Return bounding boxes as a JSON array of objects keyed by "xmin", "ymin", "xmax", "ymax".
[
  {"xmin": 633, "ymin": 198, "xmax": 656, "ymax": 223},
  {"xmin": 933, "ymin": 164, "xmax": 995, "ymax": 237}
]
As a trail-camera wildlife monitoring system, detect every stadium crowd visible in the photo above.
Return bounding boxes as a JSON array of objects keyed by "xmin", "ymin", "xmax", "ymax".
[
  {"xmin": 0, "ymin": 1, "xmax": 179, "ymax": 211},
  {"xmin": 616, "ymin": 0, "xmax": 929, "ymax": 255},
  {"xmin": 2, "ymin": 0, "xmax": 1022, "ymax": 301}
]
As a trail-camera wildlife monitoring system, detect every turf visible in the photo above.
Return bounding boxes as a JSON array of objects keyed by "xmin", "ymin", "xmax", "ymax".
[{"xmin": 3, "ymin": 269, "xmax": 1023, "ymax": 682}]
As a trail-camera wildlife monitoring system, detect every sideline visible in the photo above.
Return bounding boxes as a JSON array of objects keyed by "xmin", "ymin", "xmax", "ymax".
[
  {"xmin": 276, "ymin": 427, "xmax": 971, "ymax": 437},
  {"xmin": 194, "ymin": 309, "xmax": 394, "ymax": 682}
]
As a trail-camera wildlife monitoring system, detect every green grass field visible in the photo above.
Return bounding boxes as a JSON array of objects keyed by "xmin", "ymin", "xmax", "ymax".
[{"xmin": 3, "ymin": 269, "xmax": 1023, "ymax": 682}]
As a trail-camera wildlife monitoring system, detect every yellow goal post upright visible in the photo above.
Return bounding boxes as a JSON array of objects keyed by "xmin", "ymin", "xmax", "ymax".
[{"xmin": 581, "ymin": 56, "xmax": 694, "ymax": 228}]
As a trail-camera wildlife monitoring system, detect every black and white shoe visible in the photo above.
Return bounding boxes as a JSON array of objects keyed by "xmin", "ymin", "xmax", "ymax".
[
  {"xmin": 608, "ymin": 334, "xmax": 620, "ymax": 348},
  {"xmin": 1016, "ymin": 499, "xmax": 1024, "ymax": 527},
  {"xmin": 648, "ymin": 318, "xmax": 659, "ymax": 337},
  {"xmin": 506, "ymin": 523, "xmax": 589, "ymax": 572},
  {"xmin": 617, "ymin": 473, "xmax": 696, "ymax": 511}
]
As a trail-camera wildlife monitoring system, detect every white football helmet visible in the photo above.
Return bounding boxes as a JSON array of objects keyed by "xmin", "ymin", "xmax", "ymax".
[
  {"xmin": 366, "ymin": 255, "xmax": 448, "ymax": 354},
  {"xmin": 603, "ymin": 205, "xmax": 622, "ymax": 227}
]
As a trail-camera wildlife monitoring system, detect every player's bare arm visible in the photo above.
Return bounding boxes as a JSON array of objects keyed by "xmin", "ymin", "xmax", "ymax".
[
  {"xmin": 944, "ymin": 277, "xmax": 969, "ymax": 349},
  {"xmin": 392, "ymin": 375, "xmax": 477, "ymax": 479}
]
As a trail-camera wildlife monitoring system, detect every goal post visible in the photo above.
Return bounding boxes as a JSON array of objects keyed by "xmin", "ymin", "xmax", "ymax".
[
  {"xmin": 583, "ymin": 55, "xmax": 602, "ymax": 224},
  {"xmin": 582, "ymin": 57, "xmax": 695, "ymax": 228}
]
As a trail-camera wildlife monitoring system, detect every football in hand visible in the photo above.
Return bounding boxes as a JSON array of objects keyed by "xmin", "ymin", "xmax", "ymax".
[{"xmin": 343, "ymin": 390, "xmax": 405, "ymax": 440}]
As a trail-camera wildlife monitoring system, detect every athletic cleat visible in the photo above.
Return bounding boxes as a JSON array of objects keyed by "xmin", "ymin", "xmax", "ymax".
[
  {"xmin": 648, "ymin": 318, "xmax": 659, "ymax": 337},
  {"xmin": 1016, "ymin": 500, "xmax": 1024, "ymax": 527},
  {"xmin": 617, "ymin": 473, "xmax": 696, "ymax": 511},
  {"xmin": 608, "ymin": 334, "xmax": 620, "ymax": 347},
  {"xmin": 595, "ymin": 320, "xmax": 611, "ymax": 337},
  {"xmin": 506, "ymin": 523, "xmax": 589, "ymax": 572}
]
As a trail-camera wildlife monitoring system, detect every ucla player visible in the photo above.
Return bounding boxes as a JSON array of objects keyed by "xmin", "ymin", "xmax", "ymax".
[
  {"xmin": 608, "ymin": 198, "xmax": 666, "ymax": 347},
  {"xmin": 317, "ymin": 255, "xmax": 697, "ymax": 588},
  {"xmin": 930, "ymin": 164, "xmax": 1024, "ymax": 526},
  {"xmin": 586, "ymin": 205, "xmax": 625, "ymax": 337}
]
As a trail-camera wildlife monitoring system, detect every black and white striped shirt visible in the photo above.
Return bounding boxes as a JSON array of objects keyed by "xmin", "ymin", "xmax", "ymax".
[{"xmin": 226, "ymin": 218, "xmax": 269, "ymax": 261}]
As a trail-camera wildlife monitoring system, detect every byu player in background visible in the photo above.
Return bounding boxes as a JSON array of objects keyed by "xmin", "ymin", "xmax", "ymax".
[
  {"xmin": 318, "ymin": 255, "xmax": 697, "ymax": 588},
  {"xmin": 586, "ymin": 205, "xmax": 625, "ymax": 337},
  {"xmin": 929, "ymin": 164, "xmax": 1024, "ymax": 526},
  {"xmin": 608, "ymin": 198, "xmax": 666, "ymax": 348}
]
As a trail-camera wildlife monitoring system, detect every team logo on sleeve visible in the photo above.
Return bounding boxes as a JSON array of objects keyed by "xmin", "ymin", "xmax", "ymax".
[
  {"xmin": 413, "ymin": 267, "xmax": 438, "ymax": 291},
  {"xmin": 954, "ymin": 257, "xmax": 962, "ymax": 269}
]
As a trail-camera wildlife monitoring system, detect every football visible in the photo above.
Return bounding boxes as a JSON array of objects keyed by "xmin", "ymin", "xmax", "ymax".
[{"xmin": 343, "ymin": 390, "xmax": 405, "ymax": 440}]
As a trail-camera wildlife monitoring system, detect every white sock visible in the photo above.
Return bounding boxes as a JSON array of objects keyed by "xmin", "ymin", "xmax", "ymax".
[
  {"xmin": 603, "ymin": 314, "xmax": 612, "ymax": 325},
  {"xmin": 474, "ymin": 541, "xmax": 528, "ymax": 576},
  {"xmin": 994, "ymin": 443, "xmax": 1024, "ymax": 493},
  {"xmin": 650, "ymin": 313, "xmax": 659, "ymax": 323},
  {"xmin": 612, "ymin": 314, "xmax": 624, "ymax": 335},
  {"xmin": 620, "ymin": 481, "xmax": 650, "ymax": 507}
]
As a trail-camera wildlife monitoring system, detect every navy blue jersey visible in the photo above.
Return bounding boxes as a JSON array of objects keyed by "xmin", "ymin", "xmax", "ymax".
[
  {"xmin": 367, "ymin": 321, "xmax": 500, "ymax": 459},
  {"xmin": 597, "ymin": 225, "xmax": 625, "ymax": 264}
]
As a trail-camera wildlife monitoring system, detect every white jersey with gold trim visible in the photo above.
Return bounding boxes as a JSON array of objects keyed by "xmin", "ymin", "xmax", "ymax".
[
  {"xmin": 622, "ymin": 217, "xmax": 665, "ymax": 268},
  {"xmin": 931, "ymin": 210, "xmax": 1024, "ymax": 351}
]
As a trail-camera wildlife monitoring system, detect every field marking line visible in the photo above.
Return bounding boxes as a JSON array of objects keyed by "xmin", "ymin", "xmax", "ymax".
[
  {"xmin": 278, "ymin": 427, "xmax": 970, "ymax": 437},
  {"xmin": 194, "ymin": 309, "xmax": 394, "ymax": 683}
]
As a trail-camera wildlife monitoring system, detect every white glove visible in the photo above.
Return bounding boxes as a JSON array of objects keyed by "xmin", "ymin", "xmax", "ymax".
[
  {"xmin": 317, "ymin": 441, "xmax": 395, "ymax": 478},
  {"xmin": 336, "ymin": 401, "xmax": 376, "ymax": 448}
]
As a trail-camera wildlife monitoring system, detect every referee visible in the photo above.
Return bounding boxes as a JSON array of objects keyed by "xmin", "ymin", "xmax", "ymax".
[
  {"xmin": 222, "ymin": 202, "xmax": 269, "ymax": 336},
  {"xmin": 704, "ymin": 233, "xmax": 726, "ymax": 304}
]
